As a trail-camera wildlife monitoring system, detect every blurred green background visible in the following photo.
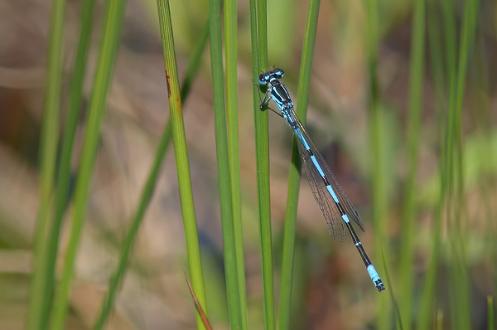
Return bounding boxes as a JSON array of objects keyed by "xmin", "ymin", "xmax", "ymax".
[{"xmin": 0, "ymin": 0, "xmax": 496, "ymax": 329}]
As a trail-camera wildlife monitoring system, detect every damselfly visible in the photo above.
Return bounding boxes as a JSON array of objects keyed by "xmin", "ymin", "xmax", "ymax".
[{"xmin": 258, "ymin": 68, "xmax": 385, "ymax": 291}]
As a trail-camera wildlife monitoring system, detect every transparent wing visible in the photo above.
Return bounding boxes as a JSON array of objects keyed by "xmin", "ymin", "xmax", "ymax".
[
  {"xmin": 298, "ymin": 140, "xmax": 347, "ymax": 240},
  {"xmin": 293, "ymin": 115, "xmax": 364, "ymax": 236}
]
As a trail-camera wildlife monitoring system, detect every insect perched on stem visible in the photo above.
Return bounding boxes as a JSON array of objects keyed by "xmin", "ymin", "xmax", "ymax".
[{"xmin": 259, "ymin": 68, "xmax": 385, "ymax": 291}]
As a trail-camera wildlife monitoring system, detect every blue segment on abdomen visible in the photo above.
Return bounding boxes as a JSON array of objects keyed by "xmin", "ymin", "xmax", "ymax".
[
  {"xmin": 367, "ymin": 265, "xmax": 380, "ymax": 282},
  {"xmin": 310, "ymin": 155, "xmax": 325, "ymax": 177},
  {"xmin": 295, "ymin": 128, "xmax": 311, "ymax": 150},
  {"xmin": 326, "ymin": 185, "xmax": 339, "ymax": 203}
]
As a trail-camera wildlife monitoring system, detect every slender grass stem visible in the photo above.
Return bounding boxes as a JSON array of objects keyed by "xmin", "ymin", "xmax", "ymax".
[
  {"xmin": 278, "ymin": 1, "xmax": 320, "ymax": 329},
  {"xmin": 92, "ymin": 19, "xmax": 209, "ymax": 330},
  {"xmin": 48, "ymin": 0, "xmax": 127, "ymax": 328},
  {"xmin": 488, "ymin": 296, "xmax": 495, "ymax": 330},
  {"xmin": 249, "ymin": 0, "xmax": 275, "ymax": 329},
  {"xmin": 420, "ymin": 1, "xmax": 479, "ymax": 329},
  {"xmin": 207, "ymin": 0, "xmax": 243, "ymax": 328},
  {"xmin": 155, "ymin": 1, "xmax": 208, "ymax": 329},
  {"xmin": 449, "ymin": 1, "xmax": 479, "ymax": 329},
  {"xmin": 224, "ymin": 0, "xmax": 248, "ymax": 328},
  {"xmin": 398, "ymin": 1, "xmax": 425, "ymax": 328},
  {"xmin": 417, "ymin": 3, "xmax": 446, "ymax": 329},
  {"xmin": 31, "ymin": 0, "xmax": 98, "ymax": 327},
  {"xmin": 28, "ymin": 0, "xmax": 66, "ymax": 328},
  {"xmin": 364, "ymin": 0, "xmax": 391, "ymax": 328}
]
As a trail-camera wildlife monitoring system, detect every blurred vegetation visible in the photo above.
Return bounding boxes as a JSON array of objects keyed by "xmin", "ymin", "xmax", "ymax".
[{"xmin": 0, "ymin": 0, "xmax": 496, "ymax": 329}]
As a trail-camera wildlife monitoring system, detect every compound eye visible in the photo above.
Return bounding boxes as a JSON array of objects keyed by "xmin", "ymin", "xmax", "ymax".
[
  {"xmin": 258, "ymin": 73, "xmax": 266, "ymax": 85},
  {"xmin": 275, "ymin": 68, "xmax": 285, "ymax": 78}
]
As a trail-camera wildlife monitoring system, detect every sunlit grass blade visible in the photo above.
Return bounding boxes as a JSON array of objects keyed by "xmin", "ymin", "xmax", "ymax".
[
  {"xmin": 186, "ymin": 276, "xmax": 214, "ymax": 330},
  {"xmin": 278, "ymin": 1, "xmax": 320, "ymax": 329},
  {"xmin": 224, "ymin": 0, "xmax": 248, "ymax": 328},
  {"xmin": 28, "ymin": 0, "xmax": 66, "ymax": 328},
  {"xmin": 398, "ymin": 0, "xmax": 425, "ymax": 328},
  {"xmin": 92, "ymin": 19, "xmax": 209, "ymax": 330},
  {"xmin": 249, "ymin": 0, "xmax": 275, "ymax": 329},
  {"xmin": 47, "ymin": 0, "xmax": 127, "ymax": 328},
  {"xmin": 155, "ymin": 0, "xmax": 208, "ymax": 329}
]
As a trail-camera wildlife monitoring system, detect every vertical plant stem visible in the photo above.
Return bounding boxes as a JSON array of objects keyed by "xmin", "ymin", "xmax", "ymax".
[
  {"xmin": 365, "ymin": 0, "xmax": 390, "ymax": 328},
  {"xmin": 278, "ymin": 1, "xmax": 320, "ymax": 329},
  {"xmin": 249, "ymin": 0, "xmax": 275, "ymax": 328},
  {"xmin": 33, "ymin": 0, "xmax": 98, "ymax": 327},
  {"xmin": 417, "ymin": 3, "xmax": 446, "ymax": 329},
  {"xmin": 28, "ymin": 0, "xmax": 66, "ymax": 328},
  {"xmin": 48, "ymin": 0, "xmax": 127, "ymax": 328},
  {"xmin": 92, "ymin": 19, "xmax": 209, "ymax": 330},
  {"xmin": 488, "ymin": 296, "xmax": 495, "ymax": 330},
  {"xmin": 224, "ymin": 0, "xmax": 248, "ymax": 328},
  {"xmin": 449, "ymin": 0, "xmax": 479, "ymax": 329},
  {"xmin": 208, "ymin": 0, "xmax": 243, "ymax": 328},
  {"xmin": 398, "ymin": 0, "xmax": 425, "ymax": 328},
  {"xmin": 156, "ymin": 0, "xmax": 208, "ymax": 329}
]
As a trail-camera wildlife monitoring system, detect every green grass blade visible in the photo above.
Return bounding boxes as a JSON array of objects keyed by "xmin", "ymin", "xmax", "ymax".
[
  {"xmin": 92, "ymin": 19, "xmax": 209, "ymax": 330},
  {"xmin": 449, "ymin": 1, "xmax": 479, "ymax": 329},
  {"xmin": 208, "ymin": 0, "xmax": 243, "ymax": 328},
  {"xmin": 28, "ymin": 0, "xmax": 66, "ymax": 328},
  {"xmin": 488, "ymin": 296, "xmax": 495, "ymax": 330},
  {"xmin": 224, "ymin": 0, "xmax": 248, "ymax": 328},
  {"xmin": 364, "ymin": 0, "xmax": 391, "ymax": 328},
  {"xmin": 278, "ymin": 1, "xmax": 320, "ymax": 329},
  {"xmin": 419, "ymin": 1, "xmax": 479, "ymax": 329},
  {"xmin": 249, "ymin": 0, "xmax": 275, "ymax": 329},
  {"xmin": 156, "ymin": 0, "xmax": 208, "ymax": 329},
  {"xmin": 32, "ymin": 0, "xmax": 98, "ymax": 327},
  {"xmin": 398, "ymin": 1, "xmax": 425, "ymax": 328},
  {"xmin": 186, "ymin": 276, "xmax": 214, "ymax": 330},
  {"xmin": 417, "ymin": 3, "xmax": 446, "ymax": 329},
  {"xmin": 48, "ymin": 0, "xmax": 127, "ymax": 328},
  {"xmin": 180, "ymin": 24, "xmax": 210, "ymax": 101}
]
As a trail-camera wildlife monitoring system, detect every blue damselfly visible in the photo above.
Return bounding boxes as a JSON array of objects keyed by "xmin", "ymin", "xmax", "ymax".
[{"xmin": 258, "ymin": 68, "xmax": 385, "ymax": 291}]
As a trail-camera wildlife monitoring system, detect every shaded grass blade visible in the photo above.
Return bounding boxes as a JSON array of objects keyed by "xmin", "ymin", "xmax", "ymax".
[
  {"xmin": 224, "ymin": 0, "xmax": 248, "ymax": 328},
  {"xmin": 249, "ymin": 0, "xmax": 275, "ymax": 329},
  {"xmin": 398, "ymin": 0, "xmax": 425, "ymax": 328},
  {"xmin": 278, "ymin": 1, "xmax": 320, "ymax": 329},
  {"xmin": 28, "ymin": 0, "xmax": 67, "ymax": 328},
  {"xmin": 382, "ymin": 252, "xmax": 404, "ymax": 330},
  {"xmin": 364, "ymin": 0, "xmax": 391, "ymax": 328},
  {"xmin": 488, "ymin": 296, "xmax": 495, "ymax": 330},
  {"xmin": 417, "ymin": 2, "xmax": 446, "ymax": 329},
  {"xmin": 48, "ymin": 0, "xmax": 127, "ymax": 328},
  {"xmin": 419, "ymin": 1, "xmax": 479, "ymax": 329},
  {"xmin": 448, "ymin": 1, "xmax": 479, "ymax": 329},
  {"xmin": 92, "ymin": 19, "xmax": 209, "ymax": 330},
  {"xmin": 155, "ymin": 0, "xmax": 208, "ymax": 329},
  {"xmin": 31, "ymin": 0, "xmax": 99, "ymax": 327},
  {"xmin": 208, "ymin": 0, "xmax": 243, "ymax": 328}
]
